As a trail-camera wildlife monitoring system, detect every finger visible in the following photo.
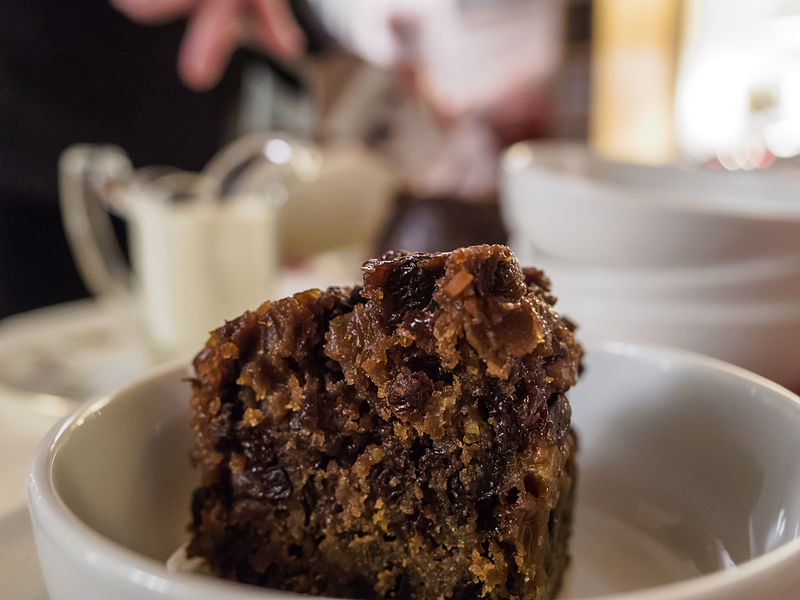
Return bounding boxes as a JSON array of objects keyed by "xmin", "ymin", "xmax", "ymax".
[
  {"xmin": 250, "ymin": 0, "xmax": 305, "ymax": 59},
  {"xmin": 178, "ymin": 0, "xmax": 243, "ymax": 91},
  {"xmin": 110, "ymin": 0, "xmax": 197, "ymax": 24}
]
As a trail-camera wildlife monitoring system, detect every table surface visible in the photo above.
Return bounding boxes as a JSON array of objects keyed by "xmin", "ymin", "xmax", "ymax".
[{"xmin": 0, "ymin": 390, "xmax": 55, "ymax": 600}]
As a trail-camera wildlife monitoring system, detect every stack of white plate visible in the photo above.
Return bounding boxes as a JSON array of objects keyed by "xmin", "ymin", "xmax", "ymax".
[{"xmin": 501, "ymin": 141, "xmax": 800, "ymax": 389}]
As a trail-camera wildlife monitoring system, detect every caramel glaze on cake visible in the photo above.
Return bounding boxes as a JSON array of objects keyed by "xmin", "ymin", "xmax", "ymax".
[{"xmin": 187, "ymin": 245, "xmax": 582, "ymax": 600}]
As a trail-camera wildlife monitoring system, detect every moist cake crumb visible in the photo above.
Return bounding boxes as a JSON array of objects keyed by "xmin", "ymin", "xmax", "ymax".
[{"xmin": 187, "ymin": 244, "xmax": 582, "ymax": 600}]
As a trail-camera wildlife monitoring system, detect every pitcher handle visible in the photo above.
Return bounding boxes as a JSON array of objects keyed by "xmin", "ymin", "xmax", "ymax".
[
  {"xmin": 58, "ymin": 145, "xmax": 133, "ymax": 299},
  {"xmin": 198, "ymin": 132, "xmax": 321, "ymax": 198}
]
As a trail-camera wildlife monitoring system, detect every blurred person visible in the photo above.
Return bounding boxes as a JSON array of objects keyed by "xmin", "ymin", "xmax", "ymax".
[
  {"xmin": 0, "ymin": 0, "xmax": 305, "ymax": 319},
  {"xmin": 111, "ymin": 0, "xmax": 305, "ymax": 91},
  {"xmin": 113, "ymin": 0, "xmax": 564, "ymax": 197}
]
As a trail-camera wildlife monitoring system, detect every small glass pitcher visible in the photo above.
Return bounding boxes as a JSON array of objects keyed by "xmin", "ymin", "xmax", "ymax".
[{"xmin": 58, "ymin": 133, "xmax": 320, "ymax": 359}]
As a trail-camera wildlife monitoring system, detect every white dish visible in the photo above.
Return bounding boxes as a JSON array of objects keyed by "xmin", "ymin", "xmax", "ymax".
[
  {"xmin": 512, "ymin": 240, "xmax": 800, "ymax": 304},
  {"xmin": 501, "ymin": 141, "xmax": 800, "ymax": 268},
  {"xmin": 28, "ymin": 340, "xmax": 800, "ymax": 600},
  {"xmin": 551, "ymin": 295, "xmax": 800, "ymax": 391},
  {"xmin": 0, "ymin": 299, "xmax": 155, "ymax": 417}
]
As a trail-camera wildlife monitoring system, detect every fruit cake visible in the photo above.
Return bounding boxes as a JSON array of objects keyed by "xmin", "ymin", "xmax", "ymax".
[{"xmin": 187, "ymin": 244, "xmax": 582, "ymax": 600}]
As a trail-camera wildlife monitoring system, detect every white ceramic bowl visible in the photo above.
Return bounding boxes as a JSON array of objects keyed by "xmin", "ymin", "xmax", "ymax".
[
  {"xmin": 501, "ymin": 141, "xmax": 800, "ymax": 268},
  {"xmin": 507, "ymin": 245, "xmax": 800, "ymax": 389},
  {"xmin": 555, "ymin": 297, "xmax": 800, "ymax": 391},
  {"xmin": 511, "ymin": 239, "xmax": 800, "ymax": 305},
  {"xmin": 28, "ymin": 341, "xmax": 800, "ymax": 600}
]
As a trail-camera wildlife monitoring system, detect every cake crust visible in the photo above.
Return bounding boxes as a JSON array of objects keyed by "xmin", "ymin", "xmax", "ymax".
[{"xmin": 187, "ymin": 245, "xmax": 582, "ymax": 600}]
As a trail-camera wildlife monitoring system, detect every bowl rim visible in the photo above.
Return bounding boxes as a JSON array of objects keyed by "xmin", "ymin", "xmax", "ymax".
[
  {"xmin": 526, "ymin": 252, "xmax": 800, "ymax": 290},
  {"xmin": 549, "ymin": 296, "xmax": 800, "ymax": 322},
  {"xmin": 27, "ymin": 339, "xmax": 800, "ymax": 600},
  {"xmin": 501, "ymin": 140, "xmax": 800, "ymax": 221}
]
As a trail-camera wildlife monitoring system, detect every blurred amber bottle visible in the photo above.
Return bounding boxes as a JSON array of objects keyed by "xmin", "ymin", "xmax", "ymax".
[{"xmin": 590, "ymin": 0, "xmax": 683, "ymax": 164}]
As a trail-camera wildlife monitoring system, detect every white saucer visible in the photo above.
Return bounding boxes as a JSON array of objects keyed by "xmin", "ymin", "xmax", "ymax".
[{"xmin": 0, "ymin": 299, "xmax": 155, "ymax": 417}]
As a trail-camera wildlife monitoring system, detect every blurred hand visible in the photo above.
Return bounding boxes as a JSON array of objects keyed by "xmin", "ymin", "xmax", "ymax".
[{"xmin": 112, "ymin": 0, "xmax": 305, "ymax": 91}]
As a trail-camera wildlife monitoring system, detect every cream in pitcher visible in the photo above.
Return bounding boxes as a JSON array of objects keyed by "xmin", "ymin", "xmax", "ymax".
[{"xmin": 127, "ymin": 192, "xmax": 279, "ymax": 358}]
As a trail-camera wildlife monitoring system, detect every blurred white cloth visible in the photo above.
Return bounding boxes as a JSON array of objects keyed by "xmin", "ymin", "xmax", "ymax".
[{"xmin": 314, "ymin": 0, "xmax": 564, "ymax": 116}]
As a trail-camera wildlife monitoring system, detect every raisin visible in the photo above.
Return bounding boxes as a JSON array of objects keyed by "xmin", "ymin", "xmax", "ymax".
[
  {"xmin": 372, "ymin": 464, "xmax": 405, "ymax": 503},
  {"xmin": 386, "ymin": 372, "xmax": 433, "ymax": 417},
  {"xmin": 546, "ymin": 394, "xmax": 571, "ymax": 444},
  {"xmin": 447, "ymin": 472, "xmax": 465, "ymax": 502},
  {"xmin": 385, "ymin": 258, "xmax": 443, "ymax": 322},
  {"xmin": 450, "ymin": 581, "xmax": 483, "ymax": 600},
  {"xmin": 264, "ymin": 467, "xmax": 292, "ymax": 501}
]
